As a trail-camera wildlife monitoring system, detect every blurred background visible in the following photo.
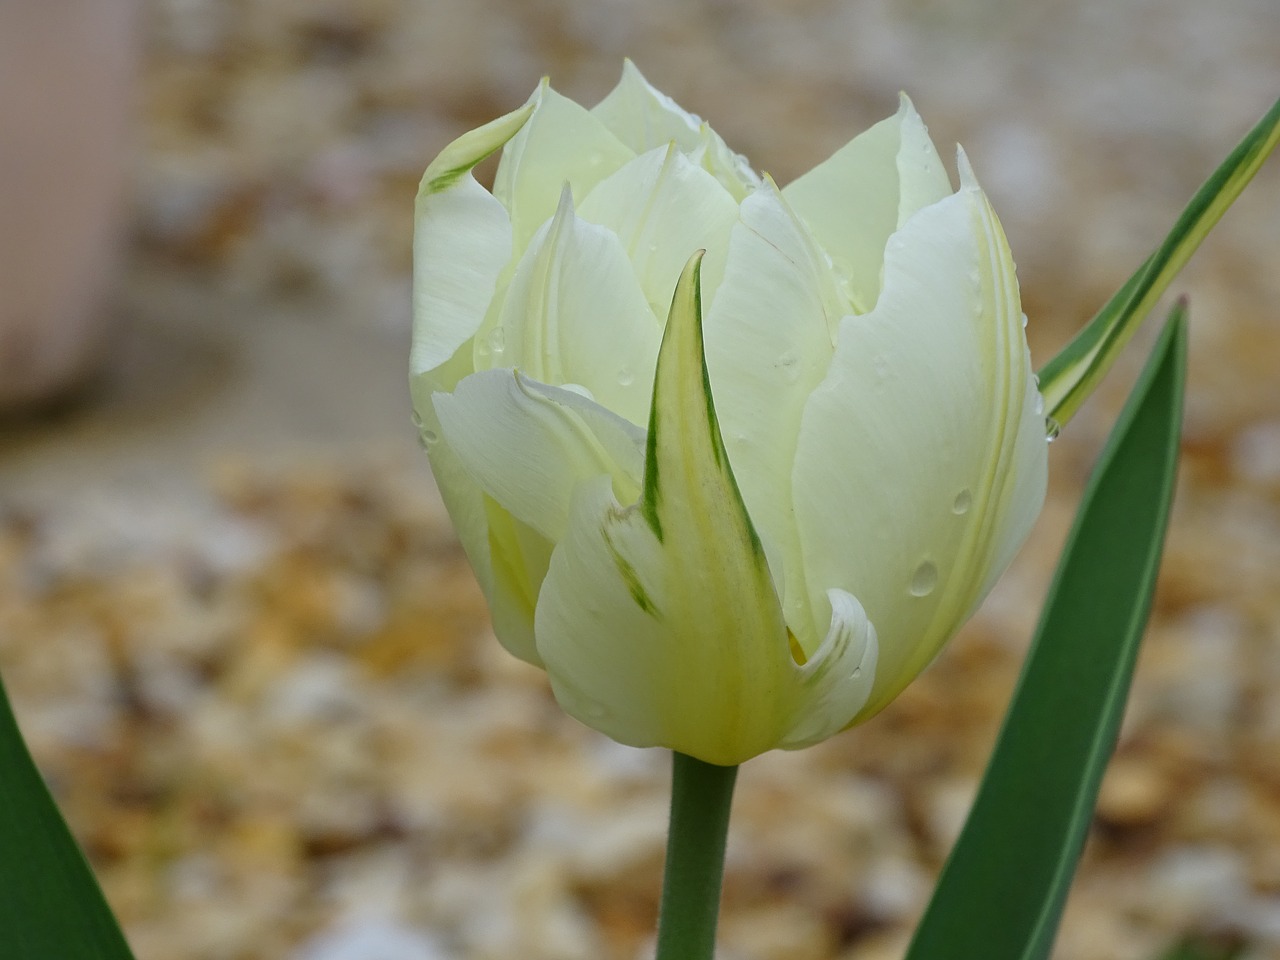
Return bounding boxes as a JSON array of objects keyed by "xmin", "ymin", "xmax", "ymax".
[{"xmin": 1, "ymin": 0, "xmax": 1278, "ymax": 958}]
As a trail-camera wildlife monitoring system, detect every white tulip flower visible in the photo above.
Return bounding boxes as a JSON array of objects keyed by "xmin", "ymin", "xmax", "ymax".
[{"xmin": 411, "ymin": 62, "xmax": 1048, "ymax": 766}]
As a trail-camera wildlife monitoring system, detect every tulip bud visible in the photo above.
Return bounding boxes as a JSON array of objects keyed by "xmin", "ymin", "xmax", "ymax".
[{"xmin": 411, "ymin": 61, "xmax": 1048, "ymax": 765}]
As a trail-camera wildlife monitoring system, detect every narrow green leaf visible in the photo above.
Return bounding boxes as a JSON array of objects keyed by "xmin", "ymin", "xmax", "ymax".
[
  {"xmin": 1038, "ymin": 95, "xmax": 1278, "ymax": 426},
  {"xmin": 0, "ymin": 673, "xmax": 136, "ymax": 959},
  {"xmin": 905, "ymin": 302, "xmax": 1189, "ymax": 960},
  {"xmin": 1154, "ymin": 933, "xmax": 1248, "ymax": 960}
]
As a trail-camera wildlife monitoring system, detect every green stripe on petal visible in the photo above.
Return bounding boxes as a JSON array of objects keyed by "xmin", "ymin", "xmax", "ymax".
[
  {"xmin": 412, "ymin": 103, "xmax": 534, "ymax": 377},
  {"xmin": 535, "ymin": 254, "xmax": 876, "ymax": 765}
]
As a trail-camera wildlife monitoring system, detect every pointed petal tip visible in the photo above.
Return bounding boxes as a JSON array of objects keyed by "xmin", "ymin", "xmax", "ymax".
[{"xmin": 955, "ymin": 144, "xmax": 980, "ymax": 191}]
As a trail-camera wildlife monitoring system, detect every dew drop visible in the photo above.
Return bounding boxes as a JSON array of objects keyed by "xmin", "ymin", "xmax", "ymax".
[
  {"xmin": 909, "ymin": 560, "xmax": 938, "ymax": 597},
  {"xmin": 1045, "ymin": 417, "xmax": 1061, "ymax": 443},
  {"xmin": 417, "ymin": 428, "xmax": 439, "ymax": 449},
  {"xmin": 850, "ymin": 667, "xmax": 862, "ymax": 680},
  {"xmin": 617, "ymin": 366, "xmax": 635, "ymax": 387},
  {"xmin": 1034, "ymin": 392, "xmax": 1045, "ymax": 416},
  {"xmin": 952, "ymin": 489, "xmax": 972, "ymax": 515},
  {"xmin": 486, "ymin": 326, "xmax": 506, "ymax": 355},
  {"xmin": 562, "ymin": 383, "xmax": 596, "ymax": 401},
  {"xmin": 1021, "ymin": 312, "xmax": 1029, "ymax": 330}
]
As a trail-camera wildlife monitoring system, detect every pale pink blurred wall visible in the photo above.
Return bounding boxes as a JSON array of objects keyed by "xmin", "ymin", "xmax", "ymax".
[{"xmin": 0, "ymin": 0, "xmax": 138, "ymax": 410}]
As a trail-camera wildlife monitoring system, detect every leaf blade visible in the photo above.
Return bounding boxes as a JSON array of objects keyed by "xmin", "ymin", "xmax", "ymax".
[
  {"xmin": 1038, "ymin": 95, "xmax": 1278, "ymax": 426},
  {"xmin": 905, "ymin": 302, "xmax": 1189, "ymax": 960},
  {"xmin": 0, "ymin": 674, "xmax": 136, "ymax": 959}
]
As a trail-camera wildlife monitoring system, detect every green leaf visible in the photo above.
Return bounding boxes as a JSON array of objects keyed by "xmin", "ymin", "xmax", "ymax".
[
  {"xmin": 1154, "ymin": 933, "xmax": 1249, "ymax": 960},
  {"xmin": 0, "ymin": 673, "xmax": 136, "ymax": 959},
  {"xmin": 1038, "ymin": 95, "xmax": 1278, "ymax": 427},
  {"xmin": 905, "ymin": 301, "xmax": 1189, "ymax": 960}
]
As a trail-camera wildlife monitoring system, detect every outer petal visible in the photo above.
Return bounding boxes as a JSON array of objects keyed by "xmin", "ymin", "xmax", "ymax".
[
  {"xmin": 435, "ymin": 369, "xmax": 646, "ymax": 542},
  {"xmin": 591, "ymin": 60, "xmax": 760, "ymax": 200},
  {"xmin": 577, "ymin": 143, "xmax": 740, "ymax": 318},
  {"xmin": 783, "ymin": 94, "xmax": 952, "ymax": 313},
  {"xmin": 432, "ymin": 369, "xmax": 647, "ymax": 665},
  {"xmin": 411, "ymin": 102, "xmax": 533, "ymax": 379},
  {"xmin": 703, "ymin": 180, "xmax": 848, "ymax": 654},
  {"xmin": 791, "ymin": 158, "xmax": 1048, "ymax": 723},
  {"xmin": 493, "ymin": 80, "xmax": 635, "ymax": 250},
  {"xmin": 493, "ymin": 188, "xmax": 663, "ymax": 427},
  {"xmin": 536, "ymin": 254, "xmax": 876, "ymax": 766}
]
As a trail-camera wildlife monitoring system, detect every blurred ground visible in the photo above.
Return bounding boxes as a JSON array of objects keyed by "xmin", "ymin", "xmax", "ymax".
[{"xmin": 1, "ymin": 0, "xmax": 1279, "ymax": 958}]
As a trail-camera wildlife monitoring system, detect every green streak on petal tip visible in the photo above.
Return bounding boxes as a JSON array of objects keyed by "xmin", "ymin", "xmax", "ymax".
[
  {"xmin": 603, "ymin": 525, "xmax": 663, "ymax": 620},
  {"xmin": 420, "ymin": 102, "xmax": 537, "ymax": 197},
  {"xmin": 639, "ymin": 252, "xmax": 708, "ymax": 539},
  {"xmin": 1038, "ymin": 94, "xmax": 1280, "ymax": 428}
]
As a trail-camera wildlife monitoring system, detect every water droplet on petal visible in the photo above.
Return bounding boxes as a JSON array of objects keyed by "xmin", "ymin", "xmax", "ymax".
[
  {"xmin": 417, "ymin": 428, "xmax": 439, "ymax": 449},
  {"xmin": 617, "ymin": 366, "xmax": 635, "ymax": 387},
  {"xmin": 487, "ymin": 326, "xmax": 506, "ymax": 356},
  {"xmin": 562, "ymin": 383, "xmax": 596, "ymax": 401},
  {"xmin": 1034, "ymin": 393, "xmax": 1045, "ymax": 416},
  {"xmin": 1045, "ymin": 417, "xmax": 1061, "ymax": 443},
  {"xmin": 909, "ymin": 561, "xmax": 938, "ymax": 597},
  {"xmin": 952, "ymin": 489, "xmax": 972, "ymax": 515},
  {"xmin": 1021, "ymin": 312, "xmax": 1029, "ymax": 329}
]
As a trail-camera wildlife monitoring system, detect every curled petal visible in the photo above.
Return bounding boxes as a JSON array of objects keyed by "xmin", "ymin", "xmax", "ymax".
[{"xmin": 412, "ymin": 102, "xmax": 533, "ymax": 379}]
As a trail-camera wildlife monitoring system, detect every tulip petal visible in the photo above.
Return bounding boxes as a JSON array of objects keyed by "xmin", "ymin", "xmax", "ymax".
[
  {"xmin": 578, "ymin": 143, "xmax": 740, "ymax": 319},
  {"xmin": 783, "ymin": 94, "xmax": 952, "ymax": 313},
  {"xmin": 592, "ymin": 60, "xmax": 761, "ymax": 200},
  {"xmin": 703, "ymin": 181, "xmax": 847, "ymax": 653},
  {"xmin": 777, "ymin": 589, "xmax": 879, "ymax": 750},
  {"xmin": 494, "ymin": 79, "xmax": 636, "ymax": 250},
  {"xmin": 792, "ymin": 163, "xmax": 1047, "ymax": 722},
  {"xmin": 435, "ymin": 369, "xmax": 646, "ymax": 543},
  {"xmin": 432, "ymin": 369, "xmax": 647, "ymax": 667},
  {"xmin": 411, "ymin": 102, "xmax": 534, "ymax": 378},
  {"xmin": 536, "ymin": 254, "xmax": 874, "ymax": 765},
  {"xmin": 493, "ymin": 188, "xmax": 663, "ymax": 427}
]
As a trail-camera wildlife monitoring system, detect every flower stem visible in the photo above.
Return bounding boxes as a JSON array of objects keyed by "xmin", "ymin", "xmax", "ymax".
[{"xmin": 654, "ymin": 751, "xmax": 739, "ymax": 960}]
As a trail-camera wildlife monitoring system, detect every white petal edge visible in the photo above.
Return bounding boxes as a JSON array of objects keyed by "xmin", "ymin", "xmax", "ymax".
[
  {"xmin": 591, "ymin": 60, "xmax": 761, "ymax": 200},
  {"xmin": 782, "ymin": 94, "xmax": 952, "ymax": 314},
  {"xmin": 577, "ymin": 143, "xmax": 740, "ymax": 321},
  {"xmin": 434, "ymin": 368, "xmax": 646, "ymax": 543},
  {"xmin": 494, "ymin": 79, "xmax": 636, "ymax": 251},
  {"xmin": 488, "ymin": 188, "xmax": 663, "ymax": 427}
]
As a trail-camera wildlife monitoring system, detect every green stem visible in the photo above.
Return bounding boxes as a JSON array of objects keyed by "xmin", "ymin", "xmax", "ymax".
[{"xmin": 654, "ymin": 751, "xmax": 739, "ymax": 960}]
